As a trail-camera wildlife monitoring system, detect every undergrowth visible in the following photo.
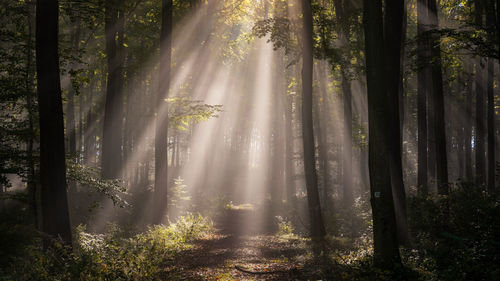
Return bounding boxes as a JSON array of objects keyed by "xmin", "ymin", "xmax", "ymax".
[{"xmin": 0, "ymin": 213, "xmax": 214, "ymax": 281}]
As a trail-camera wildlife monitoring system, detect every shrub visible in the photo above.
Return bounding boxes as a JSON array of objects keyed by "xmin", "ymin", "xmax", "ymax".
[{"xmin": 1, "ymin": 213, "xmax": 214, "ymax": 280}]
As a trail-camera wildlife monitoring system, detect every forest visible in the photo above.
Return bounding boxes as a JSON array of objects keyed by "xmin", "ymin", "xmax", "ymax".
[{"xmin": 0, "ymin": 0, "xmax": 499, "ymax": 280}]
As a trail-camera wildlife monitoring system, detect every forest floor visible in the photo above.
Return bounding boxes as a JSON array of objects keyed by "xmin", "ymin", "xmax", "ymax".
[
  {"xmin": 163, "ymin": 232, "xmax": 307, "ymax": 280},
  {"xmin": 163, "ymin": 208, "xmax": 309, "ymax": 280}
]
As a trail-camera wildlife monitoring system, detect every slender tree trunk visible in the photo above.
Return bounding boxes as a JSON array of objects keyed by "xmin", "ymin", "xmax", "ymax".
[
  {"xmin": 363, "ymin": 0, "xmax": 401, "ymax": 268},
  {"xmin": 487, "ymin": 58, "xmax": 494, "ymax": 193},
  {"xmin": 36, "ymin": 0, "xmax": 72, "ymax": 247},
  {"xmin": 26, "ymin": 1, "xmax": 38, "ymax": 228},
  {"xmin": 67, "ymin": 9, "xmax": 81, "ymax": 190},
  {"xmin": 475, "ymin": 0, "xmax": 486, "ymax": 185},
  {"xmin": 84, "ymin": 79, "xmax": 95, "ymax": 164},
  {"xmin": 385, "ymin": 0, "xmax": 409, "ymax": 246},
  {"xmin": 175, "ymin": 135, "xmax": 180, "ymax": 167},
  {"xmin": 417, "ymin": 0, "xmax": 429, "ymax": 195},
  {"xmin": 284, "ymin": 73, "xmax": 296, "ymax": 205},
  {"xmin": 465, "ymin": 63, "xmax": 473, "ymax": 180},
  {"xmin": 332, "ymin": 0, "xmax": 353, "ymax": 207},
  {"xmin": 301, "ymin": 0, "xmax": 326, "ymax": 240},
  {"xmin": 153, "ymin": 0, "xmax": 172, "ymax": 224},
  {"xmin": 475, "ymin": 61, "xmax": 486, "ymax": 184},
  {"xmin": 342, "ymin": 77, "xmax": 353, "ymax": 205},
  {"xmin": 486, "ymin": 0, "xmax": 496, "ymax": 196},
  {"xmin": 428, "ymin": 0, "xmax": 449, "ymax": 195},
  {"xmin": 102, "ymin": 0, "xmax": 125, "ymax": 179},
  {"xmin": 317, "ymin": 62, "xmax": 332, "ymax": 211}
]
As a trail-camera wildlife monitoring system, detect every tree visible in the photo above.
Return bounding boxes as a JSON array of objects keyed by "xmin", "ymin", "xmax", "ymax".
[
  {"xmin": 65, "ymin": 5, "xmax": 81, "ymax": 158},
  {"xmin": 428, "ymin": 0, "xmax": 449, "ymax": 196},
  {"xmin": 332, "ymin": 0, "xmax": 353, "ymax": 207},
  {"xmin": 385, "ymin": 0, "xmax": 409, "ymax": 245},
  {"xmin": 102, "ymin": 0, "xmax": 125, "ymax": 179},
  {"xmin": 36, "ymin": 0, "xmax": 72, "ymax": 246},
  {"xmin": 474, "ymin": 0, "xmax": 486, "ymax": 185},
  {"xmin": 417, "ymin": 0, "xmax": 429, "ymax": 195},
  {"xmin": 301, "ymin": 0, "xmax": 326, "ymax": 240},
  {"xmin": 362, "ymin": 0, "xmax": 401, "ymax": 267},
  {"xmin": 486, "ymin": 0, "xmax": 496, "ymax": 196},
  {"xmin": 153, "ymin": 0, "xmax": 173, "ymax": 224}
]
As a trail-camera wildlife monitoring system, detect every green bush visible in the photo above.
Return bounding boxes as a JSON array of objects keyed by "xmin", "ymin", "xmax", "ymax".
[
  {"xmin": 1, "ymin": 213, "xmax": 214, "ymax": 280},
  {"xmin": 406, "ymin": 183, "xmax": 500, "ymax": 280}
]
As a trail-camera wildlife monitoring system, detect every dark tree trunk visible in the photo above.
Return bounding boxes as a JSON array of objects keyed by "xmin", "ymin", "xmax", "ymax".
[
  {"xmin": 66, "ymin": 9, "xmax": 81, "ymax": 157},
  {"xmin": 428, "ymin": 0, "xmax": 449, "ymax": 195},
  {"xmin": 284, "ymin": 71, "xmax": 296, "ymax": 205},
  {"xmin": 317, "ymin": 62, "xmax": 332, "ymax": 212},
  {"xmin": 301, "ymin": 0, "xmax": 326, "ymax": 240},
  {"xmin": 475, "ymin": 61, "xmax": 486, "ymax": 185},
  {"xmin": 465, "ymin": 63, "xmax": 473, "ymax": 180},
  {"xmin": 102, "ymin": 0, "xmax": 125, "ymax": 179},
  {"xmin": 417, "ymin": 0, "xmax": 429, "ymax": 195},
  {"xmin": 486, "ymin": 0, "xmax": 496, "ymax": 196},
  {"xmin": 67, "ymin": 7, "xmax": 81, "ymax": 191},
  {"xmin": 333, "ymin": 0, "xmax": 353, "ymax": 207},
  {"xmin": 36, "ymin": 0, "xmax": 72, "ymax": 246},
  {"xmin": 475, "ymin": 0, "xmax": 486, "ymax": 185},
  {"xmin": 362, "ymin": 0, "xmax": 401, "ymax": 268},
  {"xmin": 26, "ymin": 1, "xmax": 38, "ymax": 228},
  {"xmin": 153, "ymin": 0, "xmax": 172, "ymax": 224},
  {"xmin": 384, "ymin": 0, "xmax": 409, "ymax": 246}
]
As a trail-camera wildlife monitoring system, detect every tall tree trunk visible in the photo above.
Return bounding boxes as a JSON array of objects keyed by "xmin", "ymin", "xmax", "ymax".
[
  {"xmin": 465, "ymin": 63, "xmax": 473, "ymax": 180},
  {"xmin": 333, "ymin": 0, "xmax": 353, "ymax": 207},
  {"xmin": 417, "ymin": 0, "xmax": 429, "ymax": 195},
  {"xmin": 300, "ymin": 0, "xmax": 326, "ymax": 240},
  {"xmin": 36, "ymin": 0, "xmax": 72, "ymax": 247},
  {"xmin": 486, "ymin": 0, "xmax": 496, "ymax": 196},
  {"xmin": 317, "ymin": 62, "xmax": 332, "ymax": 212},
  {"xmin": 153, "ymin": 0, "xmax": 172, "ymax": 224},
  {"xmin": 26, "ymin": 1, "xmax": 38, "ymax": 228},
  {"xmin": 475, "ymin": 61, "xmax": 486, "ymax": 184},
  {"xmin": 284, "ymin": 71, "xmax": 296, "ymax": 205},
  {"xmin": 385, "ymin": 0, "xmax": 409, "ymax": 246},
  {"xmin": 102, "ymin": 0, "xmax": 125, "ymax": 179},
  {"xmin": 68, "ymin": 3, "xmax": 82, "ymax": 158},
  {"xmin": 67, "ymin": 8, "xmax": 81, "ymax": 190},
  {"xmin": 428, "ymin": 0, "xmax": 449, "ymax": 195},
  {"xmin": 362, "ymin": 0, "xmax": 401, "ymax": 268},
  {"xmin": 475, "ymin": 0, "xmax": 486, "ymax": 185}
]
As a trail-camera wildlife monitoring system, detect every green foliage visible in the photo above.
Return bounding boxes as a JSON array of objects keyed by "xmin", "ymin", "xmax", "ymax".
[
  {"xmin": 166, "ymin": 97, "xmax": 223, "ymax": 131},
  {"xmin": 66, "ymin": 158, "xmax": 129, "ymax": 208},
  {"xmin": 405, "ymin": 183, "xmax": 500, "ymax": 280},
  {"xmin": 2, "ymin": 214, "xmax": 214, "ymax": 280},
  {"xmin": 276, "ymin": 215, "xmax": 295, "ymax": 236},
  {"xmin": 168, "ymin": 177, "xmax": 191, "ymax": 213}
]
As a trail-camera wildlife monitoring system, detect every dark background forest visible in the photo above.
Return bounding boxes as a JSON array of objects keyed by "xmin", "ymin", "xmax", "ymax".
[{"xmin": 0, "ymin": 0, "xmax": 499, "ymax": 280}]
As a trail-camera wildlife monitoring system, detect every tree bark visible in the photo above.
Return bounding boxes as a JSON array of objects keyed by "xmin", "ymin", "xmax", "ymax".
[
  {"xmin": 301, "ymin": 0, "xmax": 326, "ymax": 240},
  {"xmin": 417, "ymin": 0, "xmax": 429, "ymax": 195},
  {"xmin": 153, "ymin": 0, "xmax": 172, "ymax": 224},
  {"xmin": 362, "ymin": 0, "xmax": 401, "ymax": 268},
  {"xmin": 474, "ymin": 0, "xmax": 486, "ymax": 185},
  {"xmin": 486, "ymin": 0, "xmax": 496, "ymax": 196},
  {"xmin": 385, "ymin": 0, "xmax": 409, "ymax": 246},
  {"xmin": 36, "ymin": 0, "xmax": 72, "ymax": 246},
  {"xmin": 102, "ymin": 0, "xmax": 125, "ymax": 179},
  {"xmin": 333, "ymin": 0, "xmax": 353, "ymax": 207},
  {"xmin": 428, "ymin": 0, "xmax": 449, "ymax": 195},
  {"xmin": 66, "ymin": 9, "xmax": 81, "ymax": 157},
  {"xmin": 465, "ymin": 63, "xmax": 473, "ymax": 180},
  {"xmin": 26, "ymin": 0, "xmax": 38, "ymax": 228},
  {"xmin": 284, "ymin": 71, "xmax": 296, "ymax": 205}
]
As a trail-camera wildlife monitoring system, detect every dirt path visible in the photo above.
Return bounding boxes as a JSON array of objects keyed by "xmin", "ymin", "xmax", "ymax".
[{"xmin": 163, "ymin": 232, "xmax": 308, "ymax": 280}]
